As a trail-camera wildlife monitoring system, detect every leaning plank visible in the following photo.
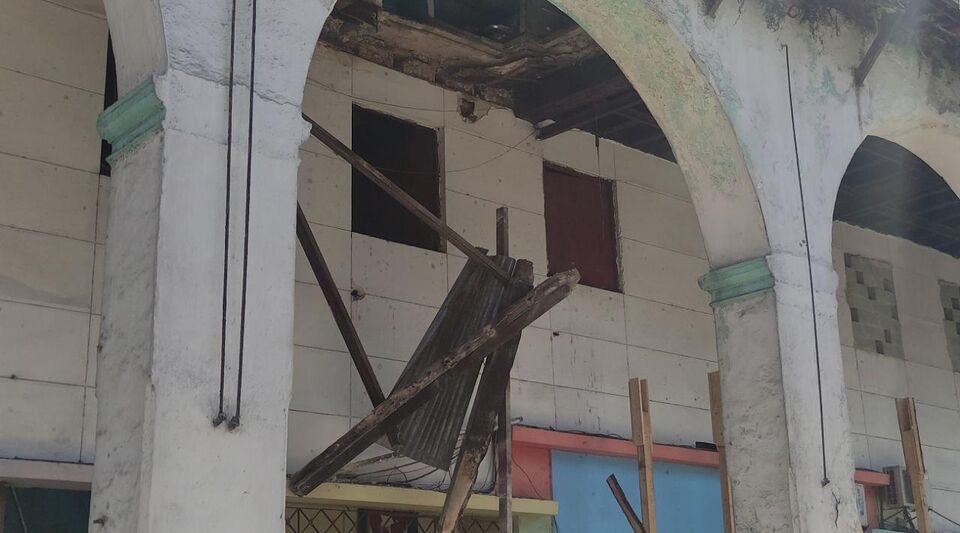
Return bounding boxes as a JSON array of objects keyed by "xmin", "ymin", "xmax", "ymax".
[
  {"xmin": 630, "ymin": 378, "xmax": 657, "ymax": 533},
  {"xmin": 896, "ymin": 397, "xmax": 932, "ymax": 533},
  {"xmin": 607, "ymin": 474, "xmax": 646, "ymax": 533},
  {"xmin": 438, "ymin": 262, "xmax": 532, "ymax": 533},
  {"xmin": 389, "ymin": 255, "xmax": 517, "ymax": 469},
  {"xmin": 708, "ymin": 372, "xmax": 735, "ymax": 533},
  {"xmin": 297, "ymin": 204, "xmax": 385, "ymax": 408},
  {"xmin": 302, "ymin": 113, "xmax": 511, "ymax": 283},
  {"xmin": 288, "ymin": 269, "xmax": 580, "ymax": 497}
]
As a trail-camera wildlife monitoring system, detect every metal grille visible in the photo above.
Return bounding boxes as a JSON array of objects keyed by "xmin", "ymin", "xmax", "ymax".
[{"xmin": 285, "ymin": 506, "xmax": 500, "ymax": 533}]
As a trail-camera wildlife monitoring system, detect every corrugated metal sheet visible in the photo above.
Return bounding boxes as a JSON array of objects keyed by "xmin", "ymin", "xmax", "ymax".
[{"xmin": 386, "ymin": 254, "xmax": 519, "ymax": 470}]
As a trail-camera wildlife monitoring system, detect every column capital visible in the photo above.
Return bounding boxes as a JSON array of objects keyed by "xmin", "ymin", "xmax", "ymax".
[
  {"xmin": 698, "ymin": 256, "xmax": 774, "ymax": 305},
  {"xmin": 97, "ymin": 78, "xmax": 165, "ymax": 163}
]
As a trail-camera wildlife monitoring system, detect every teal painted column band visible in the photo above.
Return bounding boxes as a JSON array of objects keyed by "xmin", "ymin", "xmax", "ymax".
[
  {"xmin": 698, "ymin": 256, "xmax": 774, "ymax": 305},
  {"xmin": 97, "ymin": 79, "xmax": 165, "ymax": 163}
]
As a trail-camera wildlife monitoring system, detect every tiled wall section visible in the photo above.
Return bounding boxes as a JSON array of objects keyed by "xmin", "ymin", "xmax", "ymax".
[
  {"xmin": 844, "ymin": 254, "xmax": 903, "ymax": 358},
  {"xmin": 288, "ymin": 45, "xmax": 717, "ymax": 473},
  {"xmin": 836, "ymin": 222, "xmax": 960, "ymax": 521},
  {"xmin": 0, "ymin": 0, "xmax": 106, "ymax": 464},
  {"xmin": 941, "ymin": 281, "xmax": 960, "ymax": 369}
]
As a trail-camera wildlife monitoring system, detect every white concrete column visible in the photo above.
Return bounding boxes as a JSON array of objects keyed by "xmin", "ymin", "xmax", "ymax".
[
  {"xmin": 89, "ymin": 70, "xmax": 307, "ymax": 532},
  {"xmin": 701, "ymin": 257, "xmax": 861, "ymax": 533}
]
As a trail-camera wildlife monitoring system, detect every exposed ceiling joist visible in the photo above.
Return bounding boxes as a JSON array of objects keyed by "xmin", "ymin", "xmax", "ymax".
[{"xmin": 537, "ymin": 91, "xmax": 642, "ymax": 140}]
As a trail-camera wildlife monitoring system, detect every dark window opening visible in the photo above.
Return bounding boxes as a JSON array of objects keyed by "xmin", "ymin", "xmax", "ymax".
[
  {"xmin": 99, "ymin": 37, "xmax": 117, "ymax": 176},
  {"xmin": 543, "ymin": 164, "xmax": 620, "ymax": 292},
  {"xmin": 352, "ymin": 106, "xmax": 442, "ymax": 252}
]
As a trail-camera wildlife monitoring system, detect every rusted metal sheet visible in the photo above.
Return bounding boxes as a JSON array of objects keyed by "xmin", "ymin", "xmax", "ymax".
[{"xmin": 388, "ymin": 254, "xmax": 519, "ymax": 470}]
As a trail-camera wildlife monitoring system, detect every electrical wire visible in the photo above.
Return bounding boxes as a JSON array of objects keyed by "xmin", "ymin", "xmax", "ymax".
[
  {"xmin": 213, "ymin": 0, "xmax": 239, "ymax": 429},
  {"xmin": 931, "ymin": 506, "xmax": 960, "ymax": 528},
  {"xmin": 783, "ymin": 43, "xmax": 830, "ymax": 486},
  {"xmin": 230, "ymin": 0, "xmax": 257, "ymax": 430}
]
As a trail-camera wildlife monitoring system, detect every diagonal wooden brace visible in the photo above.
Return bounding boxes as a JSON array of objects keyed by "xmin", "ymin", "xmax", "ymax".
[{"xmin": 288, "ymin": 269, "xmax": 579, "ymax": 497}]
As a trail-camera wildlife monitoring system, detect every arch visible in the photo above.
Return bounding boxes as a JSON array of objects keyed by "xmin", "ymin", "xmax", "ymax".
[
  {"xmin": 102, "ymin": 0, "xmax": 769, "ymax": 269},
  {"xmin": 546, "ymin": 0, "xmax": 770, "ymax": 268}
]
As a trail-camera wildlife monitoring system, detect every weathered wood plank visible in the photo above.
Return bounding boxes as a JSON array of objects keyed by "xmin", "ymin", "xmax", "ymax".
[
  {"xmin": 630, "ymin": 378, "xmax": 657, "ymax": 533},
  {"xmin": 439, "ymin": 261, "xmax": 531, "ymax": 533},
  {"xmin": 288, "ymin": 269, "xmax": 580, "ymax": 496},
  {"xmin": 708, "ymin": 371, "xmax": 735, "ymax": 533},
  {"xmin": 896, "ymin": 397, "xmax": 932, "ymax": 533},
  {"xmin": 389, "ymin": 254, "xmax": 514, "ymax": 469},
  {"xmin": 495, "ymin": 206, "xmax": 513, "ymax": 533},
  {"xmin": 607, "ymin": 474, "xmax": 646, "ymax": 533},
  {"xmin": 302, "ymin": 113, "xmax": 511, "ymax": 283}
]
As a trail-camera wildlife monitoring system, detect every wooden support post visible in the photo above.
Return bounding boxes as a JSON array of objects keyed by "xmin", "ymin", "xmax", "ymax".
[
  {"xmin": 302, "ymin": 113, "xmax": 511, "ymax": 283},
  {"xmin": 896, "ymin": 397, "xmax": 932, "ymax": 533},
  {"xmin": 288, "ymin": 269, "xmax": 579, "ymax": 496},
  {"xmin": 297, "ymin": 204, "xmax": 386, "ymax": 408},
  {"xmin": 606, "ymin": 474, "xmax": 646, "ymax": 533},
  {"xmin": 708, "ymin": 371, "xmax": 735, "ymax": 533},
  {"xmin": 629, "ymin": 378, "xmax": 657, "ymax": 533},
  {"xmin": 495, "ymin": 207, "xmax": 513, "ymax": 533},
  {"xmin": 0, "ymin": 483, "xmax": 7, "ymax": 533}
]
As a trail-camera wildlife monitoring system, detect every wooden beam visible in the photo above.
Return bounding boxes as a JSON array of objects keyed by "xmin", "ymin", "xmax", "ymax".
[
  {"xmin": 854, "ymin": 2, "xmax": 922, "ymax": 86},
  {"xmin": 303, "ymin": 113, "xmax": 511, "ymax": 283},
  {"xmin": 606, "ymin": 474, "xmax": 646, "ymax": 533},
  {"xmin": 439, "ymin": 261, "xmax": 532, "ymax": 533},
  {"xmin": 629, "ymin": 378, "xmax": 657, "ymax": 533},
  {"xmin": 705, "ymin": 0, "xmax": 724, "ymax": 17},
  {"xmin": 297, "ymin": 204, "xmax": 385, "ymax": 407},
  {"xmin": 896, "ymin": 397, "xmax": 932, "ymax": 533},
  {"xmin": 0, "ymin": 483, "xmax": 7, "ymax": 533},
  {"xmin": 495, "ymin": 207, "xmax": 513, "ymax": 533},
  {"xmin": 516, "ymin": 56, "xmax": 631, "ymax": 123},
  {"xmin": 537, "ymin": 92, "xmax": 642, "ymax": 140},
  {"xmin": 708, "ymin": 371, "xmax": 735, "ymax": 533},
  {"xmin": 288, "ymin": 269, "xmax": 580, "ymax": 496}
]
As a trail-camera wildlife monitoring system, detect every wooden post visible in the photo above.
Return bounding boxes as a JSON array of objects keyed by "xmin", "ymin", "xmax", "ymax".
[
  {"xmin": 495, "ymin": 207, "xmax": 513, "ymax": 533},
  {"xmin": 606, "ymin": 474, "xmax": 646, "ymax": 533},
  {"xmin": 629, "ymin": 378, "xmax": 657, "ymax": 533},
  {"xmin": 0, "ymin": 483, "xmax": 7, "ymax": 533},
  {"xmin": 896, "ymin": 397, "xmax": 932, "ymax": 533},
  {"xmin": 708, "ymin": 371, "xmax": 735, "ymax": 533}
]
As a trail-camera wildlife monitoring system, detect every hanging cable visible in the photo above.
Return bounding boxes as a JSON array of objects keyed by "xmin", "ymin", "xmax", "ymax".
[
  {"xmin": 229, "ymin": 0, "xmax": 257, "ymax": 430},
  {"xmin": 214, "ymin": 0, "xmax": 240, "ymax": 428},
  {"xmin": 931, "ymin": 506, "xmax": 960, "ymax": 528},
  {"xmin": 784, "ymin": 44, "xmax": 830, "ymax": 485}
]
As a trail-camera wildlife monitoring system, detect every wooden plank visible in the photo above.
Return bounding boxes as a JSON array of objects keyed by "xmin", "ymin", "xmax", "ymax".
[
  {"xmin": 629, "ymin": 378, "xmax": 657, "ymax": 533},
  {"xmin": 297, "ymin": 204, "xmax": 385, "ymax": 408},
  {"xmin": 854, "ymin": 2, "xmax": 922, "ymax": 86},
  {"xmin": 606, "ymin": 474, "xmax": 646, "ymax": 533},
  {"xmin": 389, "ymin": 255, "xmax": 515, "ymax": 469},
  {"xmin": 495, "ymin": 206, "xmax": 513, "ymax": 533},
  {"xmin": 302, "ymin": 113, "xmax": 511, "ymax": 283},
  {"xmin": 439, "ymin": 261, "xmax": 531, "ymax": 533},
  {"xmin": 708, "ymin": 371, "xmax": 735, "ymax": 533},
  {"xmin": 705, "ymin": 0, "xmax": 724, "ymax": 17},
  {"xmin": 288, "ymin": 269, "xmax": 580, "ymax": 496},
  {"xmin": 896, "ymin": 397, "xmax": 932, "ymax": 533},
  {"xmin": 0, "ymin": 483, "xmax": 6, "ymax": 533}
]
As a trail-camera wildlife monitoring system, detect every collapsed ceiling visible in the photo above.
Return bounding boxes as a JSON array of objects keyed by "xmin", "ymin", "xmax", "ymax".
[{"xmin": 322, "ymin": 0, "xmax": 676, "ymax": 160}]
